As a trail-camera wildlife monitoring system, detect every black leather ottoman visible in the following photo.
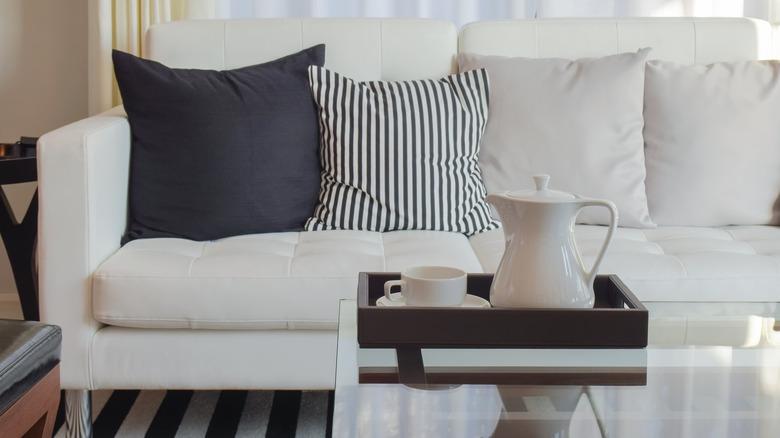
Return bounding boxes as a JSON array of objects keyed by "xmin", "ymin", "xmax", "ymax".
[{"xmin": 0, "ymin": 320, "xmax": 61, "ymax": 438}]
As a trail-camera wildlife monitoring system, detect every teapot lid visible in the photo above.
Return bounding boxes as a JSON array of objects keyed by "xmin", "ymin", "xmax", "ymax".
[{"xmin": 507, "ymin": 174, "xmax": 576, "ymax": 201}]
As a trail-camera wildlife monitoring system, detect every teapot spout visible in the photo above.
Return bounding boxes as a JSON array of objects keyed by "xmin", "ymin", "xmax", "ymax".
[
  {"xmin": 485, "ymin": 193, "xmax": 505, "ymax": 212},
  {"xmin": 484, "ymin": 192, "xmax": 509, "ymax": 209},
  {"xmin": 485, "ymin": 192, "xmax": 516, "ymax": 224},
  {"xmin": 484, "ymin": 193, "xmax": 500, "ymax": 207}
]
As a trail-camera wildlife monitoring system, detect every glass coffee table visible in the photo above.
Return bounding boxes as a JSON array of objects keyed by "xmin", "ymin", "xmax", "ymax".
[{"xmin": 333, "ymin": 299, "xmax": 780, "ymax": 437}]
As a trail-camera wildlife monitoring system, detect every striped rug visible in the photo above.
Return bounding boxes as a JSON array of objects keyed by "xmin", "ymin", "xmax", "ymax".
[{"xmin": 53, "ymin": 390, "xmax": 333, "ymax": 438}]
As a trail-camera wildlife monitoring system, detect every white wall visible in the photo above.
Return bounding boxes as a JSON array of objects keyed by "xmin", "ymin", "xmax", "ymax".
[{"xmin": 0, "ymin": 0, "xmax": 89, "ymax": 299}]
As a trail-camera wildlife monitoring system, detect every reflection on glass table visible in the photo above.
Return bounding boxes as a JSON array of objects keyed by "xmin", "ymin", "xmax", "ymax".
[{"xmin": 333, "ymin": 299, "xmax": 780, "ymax": 437}]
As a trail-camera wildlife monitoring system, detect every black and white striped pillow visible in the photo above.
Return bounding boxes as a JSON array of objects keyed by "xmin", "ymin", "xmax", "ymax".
[{"xmin": 305, "ymin": 66, "xmax": 499, "ymax": 236}]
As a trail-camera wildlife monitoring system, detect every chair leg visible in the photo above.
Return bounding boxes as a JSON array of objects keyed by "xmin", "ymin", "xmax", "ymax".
[{"xmin": 65, "ymin": 390, "xmax": 92, "ymax": 438}]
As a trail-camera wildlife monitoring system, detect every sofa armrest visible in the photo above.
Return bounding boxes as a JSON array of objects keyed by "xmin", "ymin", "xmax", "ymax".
[{"xmin": 37, "ymin": 106, "xmax": 130, "ymax": 389}]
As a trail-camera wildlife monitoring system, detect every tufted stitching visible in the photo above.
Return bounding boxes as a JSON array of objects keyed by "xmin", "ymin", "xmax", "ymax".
[
  {"xmin": 221, "ymin": 21, "xmax": 227, "ymax": 69},
  {"xmin": 102, "ymin": 232, "xmax": 472, "ymax": 280},
  {"xmin": 691, "ymin": 20, "xmax": 699, "ymax": 64},
  {"xmin": 614, "ymin": 21, "xmax": 620, "ymax": 54},
  {"xmin": 534, "ymin": 22, "xmax": 540, "ymax": 58},
  {"xmin": 379, "ymin": 232, "xmax": 386, "ymax": 271},
  {"xmin": 379, "ymin": 20, "xmax": 385, "ymax": 78},
  {"xmin": 93, "ymin": 315, "xmax": 333, "ymax": 324},
  {"xmin": 299, "ymin": 20, "xmax": 304, "ymax": 52},
  {"xmin": 94, "ymin": 274, "xmax": 358, "ymax": 281},
  {"xmin": 187, "ymin": 243, "xmax": 204, "ymax": 277},
  {"xmin": 288, "ymin": 233, "xmax": 299, "ymax": 276}
]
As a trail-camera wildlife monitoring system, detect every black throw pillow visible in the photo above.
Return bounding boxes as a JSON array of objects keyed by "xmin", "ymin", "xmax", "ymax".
[{"xmin": 113, "ymin": 45, "xmax": 325, "ymax": 243}]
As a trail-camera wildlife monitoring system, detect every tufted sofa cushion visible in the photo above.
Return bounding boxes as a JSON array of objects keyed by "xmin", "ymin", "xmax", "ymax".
[
  {"xmin": 93, "ymin": 230, "xmax": 484, "ymax": 329},
  {"xmin": 472, "ymin": 226, "xmax": 780, "ymax": 302},
  {"xmin": 95, "ymin": 225, "xmax": 780, "ymax": 331}
]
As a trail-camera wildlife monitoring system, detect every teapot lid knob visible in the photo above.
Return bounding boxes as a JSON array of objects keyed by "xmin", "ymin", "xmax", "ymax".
[
  {"xmin": 505, "ymin": 173, "xmax": 575, "ymax": 201},
  {"xmin": 534, "ymin": 174, "xmax": 550, "ymax": 191}
]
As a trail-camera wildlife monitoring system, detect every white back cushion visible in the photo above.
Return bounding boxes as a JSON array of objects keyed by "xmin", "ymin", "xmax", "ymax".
[
  {"xmin": 458, "ymin": 49, "xmax": 654, "ymax": 228},
  {"xmin": 643, "ymin": 59, "xmax": 780, "ymax": 226},
  {"xmin": 458, "ymin": 17, "xmax": 773, "ymax": 64},
  {"xmin": 144, "ymin": 18, "xmax": 458, "ymax": 81}
]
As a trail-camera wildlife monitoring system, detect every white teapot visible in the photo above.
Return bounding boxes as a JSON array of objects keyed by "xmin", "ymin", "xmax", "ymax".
[{"xmin": 485, "ymin": 175, "xmax": 618, "ymax": 308}]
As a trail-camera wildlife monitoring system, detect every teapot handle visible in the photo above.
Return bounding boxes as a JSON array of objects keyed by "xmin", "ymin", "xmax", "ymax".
[{"xmin": 578, "ymin": 199, "xmax": 619, "ymax": 287}]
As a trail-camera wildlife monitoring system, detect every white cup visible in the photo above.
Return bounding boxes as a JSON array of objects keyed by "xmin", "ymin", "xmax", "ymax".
[{"xmin": 384, "ymin": 266, "xmax": 467, "ymax": 307}]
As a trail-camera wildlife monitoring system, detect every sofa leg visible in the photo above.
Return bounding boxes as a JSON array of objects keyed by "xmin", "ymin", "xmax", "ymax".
[{"xmin": 65, "ymin": 389, "xmax": 92, "ymax": 438}]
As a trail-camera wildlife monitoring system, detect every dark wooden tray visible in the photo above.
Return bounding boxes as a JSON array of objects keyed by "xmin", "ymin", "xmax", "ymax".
[
  {"xmin": 358, "ymin": 364, "xmax": 648, "ymax": 386},
  {"xmin": 357, "ymin": 273, "xmax": 648, "ymax": 349}
]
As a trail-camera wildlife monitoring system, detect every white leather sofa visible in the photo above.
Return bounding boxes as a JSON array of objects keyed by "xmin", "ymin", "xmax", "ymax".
[{"xmin": 37, "ymin": 17, "xmax": 780, "ymax": 436}]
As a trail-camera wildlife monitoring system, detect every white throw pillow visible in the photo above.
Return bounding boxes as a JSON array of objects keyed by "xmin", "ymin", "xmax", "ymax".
[
  {"xmin": 458, "ymin": 49, "xmax": 655, "ymax": 228},
  {"xmin": 305, "ymin": 66, "xmax": 499, "ymax": 236},
  {"xmin": 644, "ymin": 59, "xmax": 780, "ymax": 226}
]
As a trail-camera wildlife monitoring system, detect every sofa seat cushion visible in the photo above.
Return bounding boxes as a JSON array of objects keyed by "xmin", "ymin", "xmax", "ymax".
[
  {"xmin": 470, "ymin": 225, "xmax": 780, "ymax": 302},
  {"xmin": 93, "ymin": 230, "xmax": 484, "ymax": 330}
]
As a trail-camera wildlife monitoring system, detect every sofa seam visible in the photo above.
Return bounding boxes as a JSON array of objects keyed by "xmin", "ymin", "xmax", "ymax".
[
  {"xmin": 534, "ymin": 22, "xmax": 540, "ymax": 57},
  {"xmin": 379, "ymin": 20, "xmax": 385, "ymax": 77},
  {"xmin": 288, "ymin": 232, "xmax": 299, "ymax": 277},
  {"xmin": 614, "ymin": 21, "xmax": 619, "ymax": 54},
  {"xmin": 81, "ymin": 124, "xmax": 123, "ymax": 390},
  {"xmin": 299, "ymin": 20, "xmax": 304, "ymax": 58},
  {"xmin": 380, "ymin": 233, "xmax": 387, "ymax": 271},
  {"xmin": 691, "ymin": 20, "xmax": 699, "ymax": 64},
  {"xmin": 93, "ymin": 316, "xmax": 334, "ymax": 323},
  {"xmin": 221, "ymin": 21, "xmax": 227, "ymax": 69},
  {"xmin": 186, "ymin": 244, "xmax": 204, "ymax": 277},
  {"xmin": 93, "ymin": 274, "xmax": 358, "ymax": 280}
]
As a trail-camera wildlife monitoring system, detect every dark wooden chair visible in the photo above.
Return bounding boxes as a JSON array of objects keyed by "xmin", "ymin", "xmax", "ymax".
[{"xmin": 0, "ymin": 320, "xmax": 61, "ymax": 438}]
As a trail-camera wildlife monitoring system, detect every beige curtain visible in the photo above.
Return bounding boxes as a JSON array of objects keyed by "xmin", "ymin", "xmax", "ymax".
[{"xmin": 88, "ymin": 0, "xmax": 217, "ymax": 114}]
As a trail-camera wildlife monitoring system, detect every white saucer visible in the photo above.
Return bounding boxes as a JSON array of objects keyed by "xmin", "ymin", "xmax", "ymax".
[{"xmin": 376, "ymin": 293, "xmax": 491, "ymax": 308}]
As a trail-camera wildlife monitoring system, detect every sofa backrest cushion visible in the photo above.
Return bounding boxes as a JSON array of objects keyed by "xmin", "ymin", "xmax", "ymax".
[
  {"xmin": 458, "ymin": 17, "xmax": 776, "ymax": 228},
  {"xmin": 119, "ymin": 18, "xmax": 458, "ymax": 242},
  {"xmin": 458, "ymin": 18, "xmax": 772, "ymax": 64},
  {"xmin": 144, "ymin": 18, "xmax": 458, "ymax": 81}
]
